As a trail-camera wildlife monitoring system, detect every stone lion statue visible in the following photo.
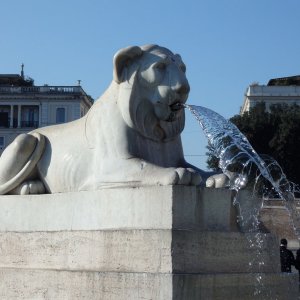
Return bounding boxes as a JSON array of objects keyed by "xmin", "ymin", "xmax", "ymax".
[{"xmin": 0, "ymin": 44, "xmax": 227, "ymax": 195}]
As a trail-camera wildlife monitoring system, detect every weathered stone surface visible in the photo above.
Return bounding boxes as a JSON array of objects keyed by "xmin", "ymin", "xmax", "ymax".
[
  {"xmin": 0, "ymin": 269, "xmax": 171, "ymax": 300},
  {"xmin": 0, "ymin": 230, "xmax": 279, "ymax": 274},
  {"xmin": 0, "ymin": 269, "xmax": 297, "ymax": 300},
  {"xmin": 172, "ymin": 231, "xmax": 280, "ymax": 274},
  {"xmin": 0, "ymin": 186, "xmax": 235, "ymax": 232},
  {"xmin": 260, "ymin": 204, "xmax": 298, "ymax": 241},
  {"xmin": 173, "ymin": 272, "xmax": 298, "ymax": 300},
  {"xmin": 0, "ymin": 230, "xmax": 172, "ymax": 273},
  {"xmin": 0, "ymin": 186, "xmax": 296, "ymax": 299}
]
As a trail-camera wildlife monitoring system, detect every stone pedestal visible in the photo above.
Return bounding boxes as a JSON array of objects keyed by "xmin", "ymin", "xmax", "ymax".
[{"xmin": 0, "ymin": 186, "xmax": 298, "ymax": 299}]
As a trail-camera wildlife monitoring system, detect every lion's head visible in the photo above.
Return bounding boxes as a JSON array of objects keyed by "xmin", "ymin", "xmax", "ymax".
[{"xmin": 113, "ymin": 44, "xmax": 190, "ymax": 142}]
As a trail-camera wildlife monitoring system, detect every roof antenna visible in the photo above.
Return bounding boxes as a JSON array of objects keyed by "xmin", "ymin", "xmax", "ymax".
[{"xmin": 21, "ymin": 63, "xmax": 24, "ymax": 79}]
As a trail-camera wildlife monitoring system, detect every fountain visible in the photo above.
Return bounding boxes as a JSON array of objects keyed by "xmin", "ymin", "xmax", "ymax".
[
  {"xmin": 186, "ymin": 104, "xmax": 300, "ymax": 232},
  {"xmin": 0, "ymin": 45, "xmax": 298, "ymax": 299},
  {"xmin": 186, "ymin": 104, "xmax": 300, "ymax": 298}
]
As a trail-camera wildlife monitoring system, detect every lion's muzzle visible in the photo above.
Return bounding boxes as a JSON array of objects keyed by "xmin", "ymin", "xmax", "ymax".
[{"xmin": 170, "ymin": 102, "xmax": 183, "ymax": 112}]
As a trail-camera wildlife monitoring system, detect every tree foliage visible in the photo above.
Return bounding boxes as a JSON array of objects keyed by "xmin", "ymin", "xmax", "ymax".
[{"xmin": 206, "ymin": 102, "xmax": 300, "ymax": 185}]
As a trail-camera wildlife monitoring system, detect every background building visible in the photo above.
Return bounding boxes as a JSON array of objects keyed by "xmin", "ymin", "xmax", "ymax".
[
  {"xmin": 240, "ymin": 75, "xmax": 300, "ymax": 114},
  {"xmin": 0, "ymin": 66, "xmax": 93, "ymax": 153}
]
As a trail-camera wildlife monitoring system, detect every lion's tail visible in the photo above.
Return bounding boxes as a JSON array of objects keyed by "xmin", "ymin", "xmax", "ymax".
[{"xmin": 0, "ymin": 133, "xmax": 46, "ymax": 195}]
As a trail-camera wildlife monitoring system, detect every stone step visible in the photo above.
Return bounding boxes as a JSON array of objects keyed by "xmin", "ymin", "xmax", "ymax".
[
  {"xmin": 172, "ymin": 230, "xmax": 281, "ymax": 274},
  {"xmin": 173, "ymin": 272, "xmax": 299, "ymax": 300},
  {"xmin": 0, "ymin": 268, "xmax": 297, "ymax": 300},
  {"xmin": 0, "ymin": 230, "xmax": 280, "ymax": 274},
  {"xmin": 0, "ymin": 186, "xmax": 236, "ymax": 232}
]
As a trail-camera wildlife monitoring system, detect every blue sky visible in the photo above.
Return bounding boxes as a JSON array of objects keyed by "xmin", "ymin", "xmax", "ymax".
[{"xmin": 1, "ymin": 1, "xmax": 300, "ymax": 170}]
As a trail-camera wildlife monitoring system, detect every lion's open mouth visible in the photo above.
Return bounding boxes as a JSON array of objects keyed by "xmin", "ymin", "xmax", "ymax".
[
  {"xmin": 170, "ymin": 102, "xmax": 183, "ymax": 112},
  {"xmin": 166, "ymin": 102, "xmax": 183, "ymax": 122}
]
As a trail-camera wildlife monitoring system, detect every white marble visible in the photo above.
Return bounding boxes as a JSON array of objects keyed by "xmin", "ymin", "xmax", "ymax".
[{"xmin": 0, "ymin": 45, "xmax": 207, "ymax": 194}]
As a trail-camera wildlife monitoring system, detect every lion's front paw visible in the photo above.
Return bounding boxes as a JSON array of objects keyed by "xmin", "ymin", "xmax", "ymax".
[
  {"xmin": 8, "ymin": 180, "xmax": 46, "ymax": 195},
  {"xmin": 162, "ymin": 167, "xmax": 201, "ymax": 186},
  {"xmin": 138, "ymin": 163, "xmax": 202, "ymax": 186},
  {"xmin": 206, "ymin": 173, "xmax": 229, "ymax": 188},
  {"xmin": 176, "ymin": 168, "xmax": 202, "ymax": 185}
]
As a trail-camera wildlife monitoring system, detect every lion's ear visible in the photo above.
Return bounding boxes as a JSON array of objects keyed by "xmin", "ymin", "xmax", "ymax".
[{"xmin": 113, "ymin": 46, "xmax": 143, "ymax": 83}]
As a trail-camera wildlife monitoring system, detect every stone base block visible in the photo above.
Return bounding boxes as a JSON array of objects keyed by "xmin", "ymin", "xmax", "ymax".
[
  {"xmin": 174, "ymin": 272, "xmax": 299, "ymax": 300},
  {"xmin": 0, "ymin": 186, "xmax": 236, "ymax": 232},
  {"xmin": 0, "ymin": 186, "xmax": 294, "ymax": 299},
  {"xmin": 0, "ymin": 268, "xmax": 297, "ymax": 300},
  {"xmin": 0, "ymin": 230, "xmax": 280, "ymax": 274}
]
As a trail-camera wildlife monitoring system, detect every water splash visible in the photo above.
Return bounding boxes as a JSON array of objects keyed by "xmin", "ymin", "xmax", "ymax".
[
  {"xmin": 185, "ymin": 104, "xmax": 300, "ymax": 296},
  {"xmin": 185, "ymin": 104, "xmax": 300, "ymax": 230}
]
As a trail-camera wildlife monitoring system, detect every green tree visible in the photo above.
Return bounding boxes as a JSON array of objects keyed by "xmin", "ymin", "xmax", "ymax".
[{"xmin": 206, "ymin": 102, "xmax": 300, "ymax": 185}]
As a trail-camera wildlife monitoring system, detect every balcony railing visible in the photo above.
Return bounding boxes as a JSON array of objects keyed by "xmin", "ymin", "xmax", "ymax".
[
  {"xmin": 21, "ymin": 121, "xmax": 39, "ymax": 128},
  {"xmin": 0, "ymin": 86, "xmax": 83, "ymax": 94},
  {"xmin": 0, "ymin": 121, "xmax": 39, "ymax": 128}
]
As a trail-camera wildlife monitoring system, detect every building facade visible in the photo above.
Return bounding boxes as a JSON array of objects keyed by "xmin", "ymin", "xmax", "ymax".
[
  {"xmin": 240, "ymin": 75, "xmax": 300, "ymax": 114},
  {"xmin": 0, "ymin": 69, "xmax": 93, "ymax": 153}
]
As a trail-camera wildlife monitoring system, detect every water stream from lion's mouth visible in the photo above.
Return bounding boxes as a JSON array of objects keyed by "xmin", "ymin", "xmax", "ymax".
[{"xmin": 185, "ymin": 104, "xmax": 300, "ymax": 297}]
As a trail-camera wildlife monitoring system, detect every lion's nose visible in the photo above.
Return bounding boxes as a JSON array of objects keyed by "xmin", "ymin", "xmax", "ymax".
[{"xmin": 176, "ymin": 84, "xmax": 190, "ymax": 97}]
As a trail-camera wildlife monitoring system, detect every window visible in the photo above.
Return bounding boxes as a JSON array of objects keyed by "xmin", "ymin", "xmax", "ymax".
[
  {"xmin": 0, "ymin": 136, "xmax": 5, "ymax": 149},
  {"xmin": 0, "ymin": 105, "xmax": 10, "ymax": 127},
  {"xmin": 0, "ymin": 112, "xmax": 9, "ymax": 127},
  {"xmin": 21, "ymin": 106, "xmax": 39, "ymax": 128},
  {"xmin": 56, "ymin": 107, "xmax": 66, "ymax": 124}
]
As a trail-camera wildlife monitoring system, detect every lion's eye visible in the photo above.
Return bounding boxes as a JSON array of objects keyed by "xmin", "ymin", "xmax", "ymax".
[{"xmin": 155, "ymin": 62, "xmax": 167, "ymax": 70}]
